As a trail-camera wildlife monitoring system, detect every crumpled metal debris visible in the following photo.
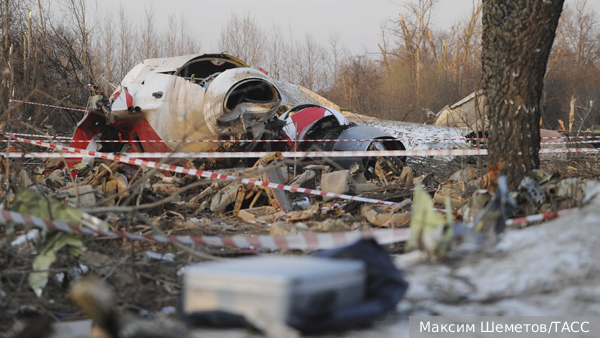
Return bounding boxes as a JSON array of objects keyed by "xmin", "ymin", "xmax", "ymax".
[
  {"xmin": 407, "ymin": 176, "xmax": 516, "ymax": 260},
  {"xmin": 238, "ymin": 206, "xmax": 285, "ymax": 223},
  {"xmin": 518, "ymin": 176, "xmax": 546, "ymax": 204},
  {"xmin": 361, "ymin": 202, "xmax": 411, "ymax": 228},
  {"xmin": 458, "ymin": 189, "xmax": 492, "ymax": 224},
  {"xmin": 321, "ymin": 166, "xmax": 377, "ymax": 202},
  {"xmin": 433, "ymin": 181, "xmax": 467, "ymax": 207},
  {"xmin": 545, "ymin": 177, "xmax": 586, "ymax": 209},
  {"xmin": 449, "ymin": 165, "xmax": 477, "ymax": 183}
]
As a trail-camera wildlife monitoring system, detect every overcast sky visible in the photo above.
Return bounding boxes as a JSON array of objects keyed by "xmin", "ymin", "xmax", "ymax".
[{"xmin": 95, "ymin": 0, "xmax": 597, "ymax": 54}]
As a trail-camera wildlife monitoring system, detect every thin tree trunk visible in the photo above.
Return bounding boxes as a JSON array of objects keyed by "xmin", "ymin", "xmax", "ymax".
[
  {"xmin": 482, "ymin": 0, "xmax": 565, "ymax": 190},
  {"xmin": 568, "ymin": 95, "xmax": 576, "ymax": 132}
]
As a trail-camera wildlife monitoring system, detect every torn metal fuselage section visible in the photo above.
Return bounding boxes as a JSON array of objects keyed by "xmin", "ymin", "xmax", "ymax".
[
  {"xmin": 72, "ymin": 54, "xmax": 282, "ymax": 157},
  {"xmin": 279, "ymin": 104, "xmax": 406, "ymax": 175},
  {"xmin": 70, "ymin": 53, "xmax": 405, "ymax": 172}
]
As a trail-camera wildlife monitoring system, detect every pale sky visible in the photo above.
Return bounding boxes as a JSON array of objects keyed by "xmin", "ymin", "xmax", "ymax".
[{"xmin": 86, "ymin": 0, "xmax": 598, "ymax": 54}]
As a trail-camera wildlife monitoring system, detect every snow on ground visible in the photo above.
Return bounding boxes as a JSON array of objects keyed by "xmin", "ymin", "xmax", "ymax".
[
  {"xmin": 401, "ymin": 183, "xmax": 600, "ymax": 317},
  {"xmin": 368, "ymin": 120, "xmax": 470, "ymax": 150}
]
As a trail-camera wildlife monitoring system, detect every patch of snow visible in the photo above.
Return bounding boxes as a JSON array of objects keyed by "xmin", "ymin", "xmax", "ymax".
[{"xmin": 401, "ymin": 193, "xmax": 600, "ymax": 315}]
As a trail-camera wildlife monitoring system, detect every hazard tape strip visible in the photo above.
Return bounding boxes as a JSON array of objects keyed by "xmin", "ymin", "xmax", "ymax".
[
  {"xmin": 74, "ymin": 137, "xmax": 479, "ymax": 143},
  {"xmin": 5, "ymin": 137, "xmax": 481, "ymax": 143},
  {"xmin": 0, "ymin": 209, "xmax": 409, "ymax": 250},
  {"xmin": 9, "ymin": 99, "xmax": 89, "ymax": 113},
  {"xmin": 40, "ymin": 136, "xmax": 600, "ymax": 143},
  {"xmin": 1, "ymin": 133, "xmax": 72, "ymax": 140},
  {"xmin": 0, "ymin": 206, "xmax": 580, "ymax": 249},
  {"xmin": 540, "ymin": 135, "xmax": 600, "ymax": 140},
  {"xmin": 5, "ymin": 136, "xmax": 600, "ymax": 144},
  {"xmin": 538, "ymin": 148, "xmax": 599, "ymax": 154},
  {"xmin": 2, "ymin": 150, "xmax": 483, "ymax": 158},
  {"xmin": 7, "ymin": 135, "xmax": 400, "ymax": 206},
  {"xmin": 3, "ymin": 133, "xmax": 600, "ymax": 145},
  {"xmin": 3, "ymin": 147, "xmax": 598, "ymax": 159},
  {"xmin": 541, "ymin": 140, "xmax": 600, "ymax": 145},
  {"xmin": 91, "ymin": 136, "xmax": 597, "ymax": 143},
  {"xmin": 505, "ymin": 207, "xmax": 580, "ymax": 226}
]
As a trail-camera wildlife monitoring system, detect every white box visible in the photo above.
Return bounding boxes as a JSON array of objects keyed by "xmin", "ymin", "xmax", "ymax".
[{"xmin": 183, "ymin": 256, "xmax": 365, "ymax": 322}]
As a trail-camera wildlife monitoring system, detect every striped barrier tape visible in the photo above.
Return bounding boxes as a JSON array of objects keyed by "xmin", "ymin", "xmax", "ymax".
[
  {"xmin": 1, "ymin": 132, "xmax": 72, "ymax": 140},
  {"xmin": 9, "ymin": 99, "xmax": 89, "ymax": 113},
  {"xmin": 54, "ymin": 136, "xmax": 600, "ymax": 143},
  {"xmin": 541, "ymin": 140, "xmax": 600, "ymax": 145},
  {"xmin": 1, "ymin": 149, "xmax": 484, "ymax": 158},
  {"xmin": 7, "ymin": 135, "xmax": 401, "ymax": 206},
  {"xmin": 4, "ymin": 135, "xmax": 600, "ymax": 144},
  {"xmin": 0, "ymin": 209, "xmax": 409, "ymax": 250},
  {"xmin": 505, "ymin": 207, "xmax": 580, "ymax": 226},
  {"xmin": 0, "ymin": 137, "xmax": 600, "ymax": 145},
  {"xmin": 98, "ymin": 136, "xmax": 596, "ymax": 143},
  {"xmin": 4, "ymin": 137, "xmax": 482, "ymax": 144},
  {"xmin": 0, "ymin": 206, "xmax": 580, "ymax": 249},
  {"xmin": 538, "ymin": 148, "xmax": 600, "ymax": 154},
  {"xmin": 72, "ymin": 137, "xmax": 478, "ymax": 143},
  {"xmin": 541, "ymin": 135, "xmax": 600, "ymax": 140},
  {"xmin": 2, "ymin": 147, "xmax": 599, "ymax": 159}
]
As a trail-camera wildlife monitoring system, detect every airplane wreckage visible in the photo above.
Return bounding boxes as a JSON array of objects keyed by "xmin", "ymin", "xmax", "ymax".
[{"xmin": 72, "ymin": 53, "xmax": 409, "ymax": 173}]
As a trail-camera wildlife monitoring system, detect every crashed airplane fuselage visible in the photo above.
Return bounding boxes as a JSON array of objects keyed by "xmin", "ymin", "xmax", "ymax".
[{"xmin": 71, "ymin": 53, "xmax": 405, "ymax": 170}]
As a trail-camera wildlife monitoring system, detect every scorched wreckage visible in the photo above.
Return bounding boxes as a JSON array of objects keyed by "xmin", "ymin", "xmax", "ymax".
[{"xmin": 72, "ymin": 53, "xmax": 406, "ymax": 172}]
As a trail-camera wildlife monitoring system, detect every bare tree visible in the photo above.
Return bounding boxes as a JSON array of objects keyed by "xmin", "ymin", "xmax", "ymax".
[
  {"xmin": 58, "ymin": 0, "xmax": 93, "ymax": 83},
  {"xmin": 116, "ymin": 5, "xmax": 135, "ymax": 81},
  {"xmin": 324, "ymin": 31, "xmax": 348, "ymax": 91},
  {"xmin": 178, "ymin": 13, "xmax": 201, "ymax": 55},
  {"xmin": 389, "ymin": 0, "xmax": 439, "ymax": 96},
  {"xmin": 282, "ymin": 25, "xmax": 300, "ymax": 84},
  {"xmin": 559, "ymin": 0, "xmax": 599, "ymax": 68},
  {"xmin": 265, "ymin": 23, "xmax": 287, "ymax": 80},
  {"xmin": 166, "ymin": 13, "xmax": 177, "ymax": 57},
  {"xmin": 162, "ymin": 13, "xmax": 201, "ymax": 57},
  {"xmin": 218, "ymin": 12, "xmax": 265, "ymax": 67},
  {"xmin": 94, "ymin": 12, "xmax": 116, "ymax": 90},
  {"xmin": 298, "ymin": 33, "xmax": 326, "ymax": 91},
  {"xmin": 138, "ymin": 4, "xmax": 158, "ymax": 60}
]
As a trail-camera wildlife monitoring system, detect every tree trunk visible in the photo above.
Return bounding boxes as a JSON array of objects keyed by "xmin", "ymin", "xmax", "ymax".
[{"xmin": 482, "ymin": 0, "xmax": 565, "ymax": 190}]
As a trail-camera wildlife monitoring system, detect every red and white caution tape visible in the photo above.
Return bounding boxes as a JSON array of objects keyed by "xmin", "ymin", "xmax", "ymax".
[
  {"xmin": 2, "ymin": 153, "xmax": 95, "ymax": 158},
  {"xmin": 4, "ymin": 147, "xmax": 599, "ymax": 159},
  {"xmin": 505, "ymin": 207, "xmax": 579, "ymax": 226},
  {"xmin": 79, "ymin": 138, "xmax": 469, "ymax": 143},
  {"xmin": 9, "ymin": 99, "xmax": 89, "ymax": 113},
  {"xmin": 541, "ymin": 140, "xmax": 600, "ymax": 145},
  {"xmin": 0, "ymin": 209, "xmax": 409, "ymax": 250},
  {"xmin": 31, "ymin": 135, "xmax": 600, "ymax": 143},
  {"xmin": 7, "ymin": 135, "xmax": 400, "ymax": 206},
  {"xmin": 539, "ymin": 148, "xmax": 599, "ymax": 154},
  {"xmin": 427, "ymin": 145, "xmax": 480, "ymax": 150},
  {"xmin": 29, "ymin": 137, "xmax": 600, "ymax": 144},
  {"xmin": 1, "ymin": 132, "xmax": 72, "ymax": 140},
  {"xmin": 541, "ymin": 135, "xmax": 600, "ymax": 140},
  {"xmin": 1, "ymin": 149, "xmax": 485, "ymax": 158},
  {"xmin": 7, "ymin": 135, "xmax": 600, "ymax": 144},
  {"xmin": 0, "ymin": 206, "xmax": 581, "ymax": 249}
]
